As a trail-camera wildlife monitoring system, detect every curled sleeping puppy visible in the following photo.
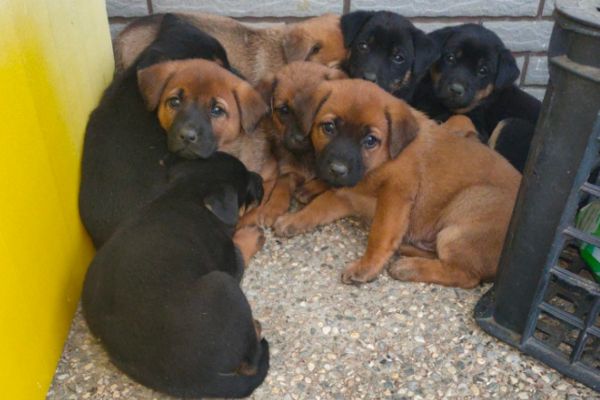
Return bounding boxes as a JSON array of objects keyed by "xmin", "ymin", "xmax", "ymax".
[
  {"xmin": 114, "ymin": 13, "xmax": 347, "ymax": 84},
  {"xmin": 82, "ymin": 152, "xmax": 269, "ymax": 399},
  {"xmin": 340, "ymin": 10, "xmax": 440, "ymax": 102},
  {"xmin": 79, "ymin": 14, "xmax": 234, "ymax": 247},
  {"xmin": 273, "ymin": 79, "xmax": 521, "ymax": 288},
  {"xmin": 412, "ymin": 23, "xmax": 541, "ymax": 171},
  {"xmin": 242, "ymin": 61, "xmax": 347, "ymax": 227}
]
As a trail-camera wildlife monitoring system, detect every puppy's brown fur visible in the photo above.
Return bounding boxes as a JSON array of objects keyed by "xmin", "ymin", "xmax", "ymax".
[
  {"xmin": 138, "ymin": 59, "xmax": 276, "ymax": 261},
  {"xmin": 273, "ymin": 80, "xmax": 521, "ymax": 288},
  {"xmin": 116, "ymin": 13, "xmax": 346, "ymax": 84},
  {"xmin": 244, "ymin": 62, "xmax": 347, "ymax": 227}
]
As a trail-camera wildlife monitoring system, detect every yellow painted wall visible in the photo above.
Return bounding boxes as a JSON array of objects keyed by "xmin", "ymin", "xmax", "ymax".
[{"xmin": 0, "ymin": 1, "xmax": 113, "ymax": 398}]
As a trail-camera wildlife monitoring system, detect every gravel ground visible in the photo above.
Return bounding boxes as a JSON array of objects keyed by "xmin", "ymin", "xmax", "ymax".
[{"xmin": 48, "ymin": 218, "xmax": 597, "ymax": 399}]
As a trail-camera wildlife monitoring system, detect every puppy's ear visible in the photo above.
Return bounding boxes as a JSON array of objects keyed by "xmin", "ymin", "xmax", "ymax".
[
  {"xmin": 254, "ymin": 74, "xmax": 277, "ymax": 106},
  {"xmin": 412, "ymin": 29, "xmax": 441, "ymax": 77},
  {"xmin": 386, "ymin": 100, "xmax": 419, "ymax": 158},
  {"xmin": 495, "ymin": 49, "xmax": 520, "ymax": 89},
  {"xmin": 340, "ymin": 11, "xmax": 375, "ymax": 48},
  {"xmin": 298, "ymin": 84, "xmax": 332, "ymax": 135},
  {"xmin": 234, "ymin": 81, "xmax": 270, "ymax": 134},
  {"xmin": 283, "ymin": 26, "xmax": 320, "ymax": 62},
  {"xmin": 137, "ymin": 62, "xmax": 177, "ymax": 111},
  {"xmin": 204, "ymin": 185, "xmax": 239, "ymax": 226},
  {"xmin": 246, "ymin": 172, "xmax": 264, "ymax": 207},
  {"xmin": 428, "ymin": 26, "xmax": 455, "ymax": 47}
]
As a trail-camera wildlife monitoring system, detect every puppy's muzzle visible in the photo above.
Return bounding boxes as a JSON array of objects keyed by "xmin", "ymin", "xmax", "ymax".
[
  {"xmin": 168, "ymin": 106, "xmax": 217, "ymax": 159},
  {"xmin": 316, "ymin": 138, "xmax": 364, "ymax": 188}
]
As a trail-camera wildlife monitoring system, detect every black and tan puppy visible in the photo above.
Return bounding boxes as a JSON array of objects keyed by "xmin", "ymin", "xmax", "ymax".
[
  {"xmin": 340, "ymin": 10, "xmax": 439, "ymax": 101},
  {"xmin": 412, "ymin": 24, "xmax": 541, "ymax": 170},
  {"xmin": 82, "ymin": 152, "xmax": 268, "ymax": 398},
  {"xmin": 274, "ymin": 80, "xmax": 520, "ymax": 288},
  {"xmin": 79, "ymin": 14, "xmax": 233, "ymax": 247},
  {"xmin": 115, "ymin": 13, "xmax": 347, "ymax": 84}
]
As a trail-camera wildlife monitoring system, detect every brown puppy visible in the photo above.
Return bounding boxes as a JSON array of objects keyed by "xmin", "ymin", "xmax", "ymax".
[
  {"xmin": 273, "ymin": 79, "xmax": 521, "ymax": 288},
  {"xmin": 138, "ymin": 58, "xmax": 275, "ymax": 262},
  {"xmin": 243, "ymin": 61, "xmax": 347, "ymax": 227},
  {"xmin": 116, "ymin": 13, "xmax": 347, "ymax": 84}
]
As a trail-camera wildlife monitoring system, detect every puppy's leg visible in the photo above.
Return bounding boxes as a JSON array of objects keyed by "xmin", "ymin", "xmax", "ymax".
[
  {"xmin": 233, "ymin": 226, "xmax": 266, "ymax": 267},
  {"xmin": 294, "ymin": 179, "xmax": 329, "ymax": 204},
  {"xmin": 240, "ymin": 174, "xmax": 296, "ymax": 227},
  {"xmin": 341, "ymin": 188, "xmax": 413, "ymax": 284},
  {"xmin": 442, "ymin": 115, "xmax": 478, "ymax": 140},
  {"xmin": 273, "ymin": 189, "xmax": 354, "ymax": 237}
]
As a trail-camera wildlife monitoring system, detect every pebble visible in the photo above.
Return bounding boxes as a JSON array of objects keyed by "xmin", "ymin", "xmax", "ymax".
[{"xmin": 47, "ymin": 220, "xmax": 595, "ymax": 399}]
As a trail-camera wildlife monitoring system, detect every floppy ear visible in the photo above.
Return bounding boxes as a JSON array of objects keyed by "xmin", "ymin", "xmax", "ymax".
[
  {"xmin": 283, "ymin": 26, "xmax": 319, "ymax": 62},
  {"xmin": 234, "ymin": 81, "xmax": 270, "ymax": 134},
  {"xmin": 412, "ymin": 29, "xmax": 441, "ymax": 77},
  {"xmin": 204, "ymin": 185, "xmax": 239, "ymax": 226},
  {"xmin": 297, "ymin": 84, "xmax": 332, "ymax": 135},
  {"xmin": 137, "ymin": 62, "xmax": 177, "ymax": 111},
  {"xmin": 428, "ymin": 26, "xmax": 455, "ymax": 47},
  {"xmin": 340, "ymin": 11, "xmax": 375, "ymax": 48},
  {"xmin": 495, "ymin": 49, "xmax": 520, "ymax": 88},
  {"xmin": 254, "ymin": 74, "xmax": 277, "ymax": 107},
  {"xmin": 386, "ymin": 100, "xmax": 419, "ymax": 158},
  {"xmin": 246, "ymin": 172, "xmax": 264, "ymax": 207}
]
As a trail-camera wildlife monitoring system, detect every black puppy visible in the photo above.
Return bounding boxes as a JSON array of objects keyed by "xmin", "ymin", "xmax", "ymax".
[
  {"xmin": 412, "ymin": 24, "xmax": 541, "ymax": 170},
  {"xmin": 82, "ymin": 152, "xmax": 268, "ymax": 398},
  {"xmin": 79, "ymin": 14, "xmax": 232, "ymax": 247},
  {"xmin": 340, "ymin": 10, "xmax": 439, "ymax": 101}
]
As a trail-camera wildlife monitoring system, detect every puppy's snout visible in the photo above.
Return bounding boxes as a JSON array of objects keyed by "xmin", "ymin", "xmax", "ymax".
[
  {"xmin": 179, "ymin": 128, "xmax": 198, "ymax": 143},
  {"xmin": 363, "ymin": 72, "xmax": 377, "ymax": 83},
  {"xmin": 329, "ymin": 160, "xmax": 349, "ymax": 177},
  {"xmin": 449, "ymin": 83, "xmax": 466, "ymax": 97}
]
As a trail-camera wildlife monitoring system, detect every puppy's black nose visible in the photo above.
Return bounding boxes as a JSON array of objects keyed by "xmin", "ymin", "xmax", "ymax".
[
  {"xmin": 329, "ymin": 161, "xmax": 348, "ymax": 177},
  {"xmin": 449, "ymin": 83, "xmax": 465, "ymax": 97},
  {"xmin": 363, "ymin": 72, "xmax": 377, "ymax": 83},
  {"xmin": 179, "ymin": 129, "xmax": 197, "ymax": 143}
]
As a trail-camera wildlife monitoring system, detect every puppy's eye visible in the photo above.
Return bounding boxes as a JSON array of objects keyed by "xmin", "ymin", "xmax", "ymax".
[
  {"xmin": 362, "ymin": 134, "xmax": 380, "ymax": 149},
  {"xmin": 309, "ymin": 44, "xmax": 322, "ymax": 56},
  {"xmin": 210, "ymin": 104, "xmax": 226, "ymax": 117},
  {"xmin": 276, "ymin": 104, "xmax": 290, "ymax": 115},
  {"xmin": 357, "ymin": 41, "xmax": 369, "ymax": 52},
  {"xmin": 445, "ymin": 53, "xmax": 456, "ymax": 64},
  {"xmin": 478, "ymin": 66, "xmax": 489, "ymax": 76},
  {"xmin": 166, "ymin": 97, "xmax": 181, "ymax": 109},
  {"xmin": 392, "ymin": 52, "xmax": 405, "ymax": 64},
  {"xmin": 321, "ymin": 121, "xmax": 335, "ymax": 136}
]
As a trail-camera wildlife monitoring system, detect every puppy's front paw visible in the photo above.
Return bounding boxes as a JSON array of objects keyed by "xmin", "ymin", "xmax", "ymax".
[
  {"xmin": 272, "ymin": 214, "xmax": 305, "ymax": 237},
  {"xmin": 388, "ymin": 258, "xmax": 419, "ymax": 281},
  {"xmin": 341, "ymin": 260, "xmax": 380, "ymax": 285}
]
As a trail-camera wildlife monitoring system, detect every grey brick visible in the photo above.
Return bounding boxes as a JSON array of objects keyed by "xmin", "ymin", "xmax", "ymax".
[
  {"xmin": 543, "ymin": 0, "xmax": 556, "ymax": 16},
  {"xmin": 516, "ymin": 56, "xmax": 526, "ymax": 81},
  {"xmin": 106, "ymin": 0, "xmax": 148, "ymax": 18},
  {"xmin": 483, "ymin": 20, "xmax": 554, "ymax": 52},
  {"xmin": 152, "ymin": 0, "xmax": 343, "ymax": 17},
  {"xmin": 523, "ymin": 87, "xmax": 547, "ymax": 101},
  {"xmin": 413, "ymin": 21, "xmax": 465, "ymax": 34},
  {"xmin": 525, "ymin": 56, "xmax": 549, "ymax": 85},
  {"xmin": 351, "ymin": 0, "xmax": 539, "ymax": 17}
]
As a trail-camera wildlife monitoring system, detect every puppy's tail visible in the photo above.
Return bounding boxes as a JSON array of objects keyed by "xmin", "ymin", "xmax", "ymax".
[{"xmin": 200, "ymin": 339, "xmax": 270, "ymax": 398}]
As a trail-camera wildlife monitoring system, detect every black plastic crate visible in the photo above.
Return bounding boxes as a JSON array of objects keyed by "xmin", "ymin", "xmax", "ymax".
[{"xmin": 474, "ymin": 0, "xmax": 600, "ymax": 391}]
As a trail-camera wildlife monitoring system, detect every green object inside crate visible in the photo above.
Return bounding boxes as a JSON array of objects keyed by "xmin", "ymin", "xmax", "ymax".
[{"xmin": 576, "ymin": 201, "xmax": 600, "ymax": 282}]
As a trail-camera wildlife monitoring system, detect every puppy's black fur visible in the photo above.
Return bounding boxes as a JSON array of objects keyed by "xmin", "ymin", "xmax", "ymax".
[
  {"xmin": 489, "ymin": 118, "xmax": 536, "ymax": 173},
  {"xmin": 412, "ymin": 24, "xmax": 541, "ymax": 171},
  {"xmin": 79, "ymin": 14, "xmax": 232, "ymax": 247},
  {"xmin": 341, "ymin": 11, "xmax": 439, "ymax": 101},
  {"xmin": 82, "ymin": 152, "xmax": 268, "ymax": 398}
]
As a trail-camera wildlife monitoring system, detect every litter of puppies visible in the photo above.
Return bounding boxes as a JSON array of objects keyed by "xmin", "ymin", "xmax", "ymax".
[{"xmin": 78, "ymin": 9, "xmax": 541, "ymax": 397}]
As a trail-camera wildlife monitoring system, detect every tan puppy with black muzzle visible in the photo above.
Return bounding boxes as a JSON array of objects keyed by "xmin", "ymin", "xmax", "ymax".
[
  {"xmin": 116, "ymin": 13, "xmax": 347, "ymax": 84},
  {"xmin": 138, "ymin": 58, "xmax": 276, "ymax": 264},
  {"xmin": 273, "ymin": 79, "xmax": 521, "ymax": 288}
]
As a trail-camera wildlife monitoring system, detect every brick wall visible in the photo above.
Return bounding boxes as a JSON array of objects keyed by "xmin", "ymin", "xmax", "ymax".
[{"xmin": 107, "ymin": 0, "xmax": 554, "ymax": 100}]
